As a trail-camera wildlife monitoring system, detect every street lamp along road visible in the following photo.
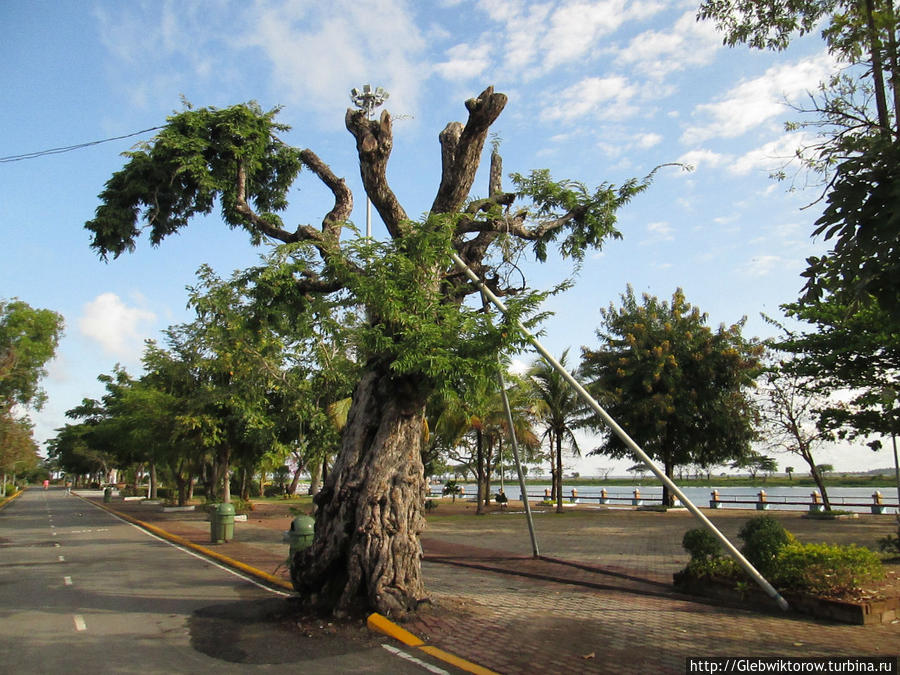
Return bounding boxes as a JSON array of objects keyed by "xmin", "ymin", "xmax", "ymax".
[{"xmin": 349, "ymin": 85, "xmax": 389, "ymax": 239}]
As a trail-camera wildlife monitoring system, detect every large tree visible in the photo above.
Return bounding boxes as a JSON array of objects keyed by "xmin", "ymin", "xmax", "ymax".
[
  {"xmin": 581, "ymin": 287, "xmax": 763, "ymax": 506},
  {"xmin": 84, "ymin": 89, "xmax": 655, "ymax": 618}
]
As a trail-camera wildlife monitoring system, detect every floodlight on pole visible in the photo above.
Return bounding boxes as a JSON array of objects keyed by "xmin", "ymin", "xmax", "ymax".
[{"xmin": 350, "ymin": 85, "xmax": 389, "ymax": 238}]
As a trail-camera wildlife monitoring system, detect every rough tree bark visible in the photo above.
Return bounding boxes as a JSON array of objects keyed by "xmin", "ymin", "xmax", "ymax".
[{"xmin": 291, "ymin": 363, "xmax": 430, "ymax": 617}]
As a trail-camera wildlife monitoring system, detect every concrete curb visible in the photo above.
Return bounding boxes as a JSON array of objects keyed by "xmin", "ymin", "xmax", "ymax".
[
  {"xmin": 0, "ymin": 487, "xmax": 26, "ymax": 510},
  {"xmin": 82, "ymin": 496, "xmax": 497, "ymax": 674},
  {"xmin": 367, "ymin": 613, "xmax": 500, "ymax": 675}
]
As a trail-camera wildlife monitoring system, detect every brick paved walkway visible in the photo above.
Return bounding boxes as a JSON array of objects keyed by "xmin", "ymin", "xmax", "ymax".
[{"xmin": 88, "ymin": 495, "xmax": 899, "ymax": 674}]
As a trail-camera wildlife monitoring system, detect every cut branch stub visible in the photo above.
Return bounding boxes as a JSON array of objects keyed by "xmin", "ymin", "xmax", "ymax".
[
  {"xmin": 432, "ymin": 86, "xmax": 508, "ymax": 215},
  {"xmin": 345, "ymin": 108, "xmax": 408, "ymax": 238}
]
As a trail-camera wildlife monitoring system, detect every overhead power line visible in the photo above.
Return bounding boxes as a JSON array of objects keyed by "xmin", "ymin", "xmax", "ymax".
[{"xmin": 0, "ymin": 126, "xmax": 165, "ymax": 163}]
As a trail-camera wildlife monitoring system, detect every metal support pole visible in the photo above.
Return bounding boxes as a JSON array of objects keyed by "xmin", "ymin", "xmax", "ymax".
[
  {"xmin": 495, "ymin": 353, "xmax": 541, "ymax": 557},
  {"xmin": 452, "ymin": 252, "xmax": 790, "ymax": 612}
]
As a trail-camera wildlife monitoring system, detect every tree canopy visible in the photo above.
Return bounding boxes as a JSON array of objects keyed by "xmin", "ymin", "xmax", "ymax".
[
  {"xmin": 582, "ymin": 286, "xmax": 763, "ymax": 505},
  {"xmin": 0, "ymin": 299, "xmax": 64, "ymax": 411},
  {"xmin": 83, "ymin": 88, "xmax": 658, "ymax": 617}
]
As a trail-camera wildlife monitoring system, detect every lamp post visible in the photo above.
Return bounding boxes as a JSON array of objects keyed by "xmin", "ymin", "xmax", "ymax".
[{"xmin": 349, "ymin": 85, "xmax": 389, "ymax": 239}]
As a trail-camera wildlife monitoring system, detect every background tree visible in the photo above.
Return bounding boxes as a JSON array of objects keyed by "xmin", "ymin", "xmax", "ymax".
[
  {"xmin": 758, "ymin": 360, "xmax": 840, "ymax": 508},
  {"xmin": 582, "ymin": 286, "xmax": 763, "ymax": 506},
  {"xmin": 83, "ymin": 89, "xmax": 657, "ymax": 618},
  {"xmin": 774, "ymin": 298, "xmax": 900, "ymax": 451},
  {"xmin": 0, "ymin": 299, "xmax": 64, "ymax": 412},
  {"xmin": 528, "ymin": 350, "xmax": 585, "ymax": 512}
]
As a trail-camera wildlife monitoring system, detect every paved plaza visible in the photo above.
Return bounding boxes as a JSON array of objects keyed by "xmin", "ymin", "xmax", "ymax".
[{"xmin": 83, "ymin": 494, "xmax": 899, "ymax": 674}]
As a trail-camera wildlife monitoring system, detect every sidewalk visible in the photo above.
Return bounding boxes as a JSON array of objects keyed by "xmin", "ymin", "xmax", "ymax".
[{"xmin": 85, "ymin": 494, "xmax": 899, "ymax": 674}]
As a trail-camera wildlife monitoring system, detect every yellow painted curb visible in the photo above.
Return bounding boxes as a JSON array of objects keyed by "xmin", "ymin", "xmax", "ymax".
[
  {"xmin": 368, "ymin": 612, "xmax": 500, "ymax": 675},
  {"xmin": 0, "ymin": 488, "xmax": 25, "ymax": 510},
  {"xmin": 366, "ymin": 612, "xmax": 425, "ymax": 647},
  {"xmin": 86, "ymin": 498, "xmax": 294, "ymax": 592},
  {"xmin": 420, "ymin": 646, "xmax": 501, "ymax": 675},
  {"xmin": 88, "ymin": 497, "xmax": 497, "ymax": 675}
]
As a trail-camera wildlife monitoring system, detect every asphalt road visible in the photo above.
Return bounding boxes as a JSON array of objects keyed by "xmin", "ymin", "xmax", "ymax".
[{"xmin": 0, "ymin": 489, "xmax": 459, "ymax": 674}]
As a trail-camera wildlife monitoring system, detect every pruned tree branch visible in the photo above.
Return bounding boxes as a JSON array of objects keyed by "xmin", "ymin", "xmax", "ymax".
[
  {"xmin": 432, "ymin": 86, "xmax": 507, "ymax": 214},
  {"xmin": 345, "ymin": 108, "xmax": 408, "ymax": 237}
]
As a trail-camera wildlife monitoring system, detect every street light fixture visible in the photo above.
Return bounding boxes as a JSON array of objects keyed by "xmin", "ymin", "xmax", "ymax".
[{"xmin": 350, "ymin": 84, "xmax": 389, "ymax": 238}]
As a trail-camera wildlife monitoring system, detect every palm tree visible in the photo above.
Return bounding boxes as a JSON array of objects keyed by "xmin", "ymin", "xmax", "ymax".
[
  {"xmin": 528, "ymin": 350, "xmax": 586, "ymax": 513},
  {"xmin": 429, "ymin": 367, "xmax": 539, "ymax": 514}
]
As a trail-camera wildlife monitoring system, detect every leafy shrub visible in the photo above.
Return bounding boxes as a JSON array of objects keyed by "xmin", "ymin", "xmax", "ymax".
[
  {"xmin": 878, "ymin": 524, "xmax": 900, "ymax": 555},
  {"xmin": 682, "ymin": 528, "xmax": 722, "ymax": 562},
  {"xmin": 773, "ymin": 542, "xmax": 884, "ymax": 596},
  {"xmin": 424, "ymin": 499, "xmax": 439, "ymax": 511},
  {"xmin": 233, "ymin": 498, "xmax": 254, "ymax": 515},
  {"xmin": 738, "ymin": 515, "xmax": 793, "ymax": 577}
]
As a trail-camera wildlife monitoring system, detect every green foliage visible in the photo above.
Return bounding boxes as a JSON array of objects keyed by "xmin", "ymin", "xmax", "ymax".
[
  {"xmin": 698, "ymin": 1, "xmax": 833, "ymax": 52},
  {"xmin": 682, "ymin": 527, "xmax": 723, "ymax": 562},
  {"xmin": 0, "ymin": 299, "xmax": 64, "ymax": 410},
  {"xmin": 442, "ymin": 479, "xmax": 462, "ymax": 499},
  {"xmin": 802, "ymin": 140, "xmax": 900, "ymax": 314},
  {"xmin": 86, "ymin": 102, "xmax": 303, "ymax": 259},
  {"xmin": 738, "ymin": 515, "xmax": 794, "ymax": 577},
  {"xmin": 232, "ymin": 497, "xmax": 254, "ymax": 515},
  {"xmin": 878, "ymin": 529, "xmax": 900, "ymax": 555},
  {"xmin": 510, "ymin": 168, "xmax": 654, "ymax": 263},
  {"xmin": 772, "ymin": 541, "xmax": 884, "ymax": 596},
  {"xmin": 582, "ymin": 286, "xmax": 763, "ymax": 490},
  {"xmin": 331, "ymin": 222, "xmax": 541, "ymax": 402},
  {"xmin": 700, "ymin": 1, "xmax": 900, "ymax": 317},
  {"xmin": 776, "ymin": 297, "xmax": 900, "ymax": 441}
]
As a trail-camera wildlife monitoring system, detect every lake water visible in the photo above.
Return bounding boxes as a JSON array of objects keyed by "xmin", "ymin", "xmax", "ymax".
[{"xmin": 430, "ymin": 483, "xmax": 900, "ymax": 514}]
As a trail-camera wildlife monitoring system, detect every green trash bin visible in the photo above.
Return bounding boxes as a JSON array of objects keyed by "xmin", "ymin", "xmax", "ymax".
[
  {"xmin": 103, "ymin": 486, "xmax": 112, "ymax": 503},
  {"xmin": 211, "ymin": 503, "xmax": 236, "ymax": 543},
  {"xmin": 284, "ymin": 515, "xmax": 315, "ymax": 560}
]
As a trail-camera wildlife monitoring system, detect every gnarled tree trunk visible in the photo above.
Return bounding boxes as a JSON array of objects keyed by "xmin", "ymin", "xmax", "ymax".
[{"xmin": 291, "ymin": 361, "xmax": 430, "ymax": 619}]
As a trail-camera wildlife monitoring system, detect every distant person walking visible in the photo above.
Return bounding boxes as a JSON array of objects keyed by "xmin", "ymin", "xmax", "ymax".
[
  {"xmin": 42, "ymin": 480, "xmax": 49, "ymax": 490},
  {"xmin": 64, "ymin": 480, "xmax": 71, "ymax": 496}
]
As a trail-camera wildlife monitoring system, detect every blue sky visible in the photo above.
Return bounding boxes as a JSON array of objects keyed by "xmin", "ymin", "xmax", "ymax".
[{"xmin": 2, "ymin": 1, "xmax": 887, "ymax": 475}]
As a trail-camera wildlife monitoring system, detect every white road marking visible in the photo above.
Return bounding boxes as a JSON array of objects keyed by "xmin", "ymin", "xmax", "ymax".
[
  {"xmin": 63, "ymin": 576, "xmax": 72, "ymax": 586},
  {"xmin": 73, "ymin": 615, "xmax": 87, "ymax": 631},
  {"xmin": 382, "ymin": 644, "xmax": 450, "ymax": 675}
]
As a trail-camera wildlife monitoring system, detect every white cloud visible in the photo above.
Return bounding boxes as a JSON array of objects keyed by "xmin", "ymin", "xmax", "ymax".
[
  {"xmin": 541, "ymin": 76, "xmax": 638, "ymax": 122},
  {"xmin": 729, "ymin": 131, "xmax": 814, "ymax": 176},
  {"xmin": 478, "ymin": 0, "xmax": 665, "ymax": 77},
  {"xmin": 434, "ymin": 42, "xmax": 493, "ymax": 81},
  {"xmin": 676, "ymin": 148, "xmax": 730, "ymax": 171},
  {"xmin": 243, "ymin": 0, "xmax": 428, "ymax": 124},
  {"xmin": 617, "ymin": 11, "xmax": 721, "ymax": 79},
  {"xmin": 635, "ymin": 132, "xmax": 663, "ymax": 148},
  {"xmin": 641, "ymin": 221, "xmax": 674, "ymax": 245},
  {"xmin": 682, "ymin": 53, "xmax": 836, "ymax": 144},
  {"xmin": 740, "ymin": 255, "xmax": 788, "ymax": 277},
  {"xmin": 79, "ymin": 293, "xmax": 156, "ymax": 359}
]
